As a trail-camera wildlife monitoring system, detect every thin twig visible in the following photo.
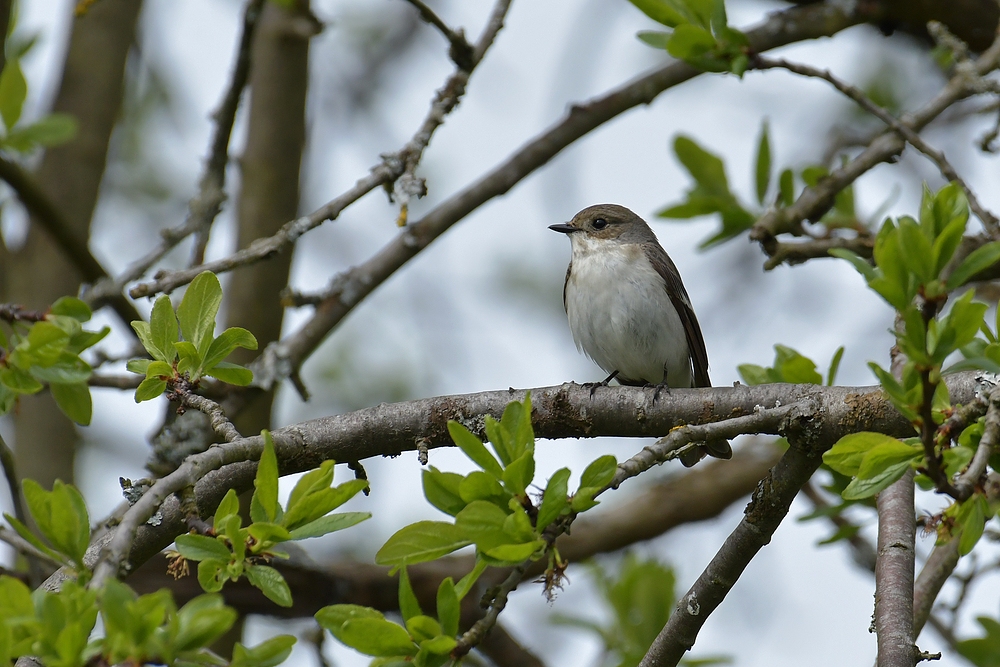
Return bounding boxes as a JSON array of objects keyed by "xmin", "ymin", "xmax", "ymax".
[
  {"xmin": 954, "ymin": 387, "xmax": 1000, "ymax": 500},
  {"xmin": 452, "ymin": 562, "xmax": 528, "ymax": 658},
  {"xmin": 129, "ymin": 0, "xmax": 514, "ymax": 299},
  {"xmin": 176, "ymin": 389, "xmax": 242, "ymax": 443},
  {"xmin": 751, "ymin": 29, "xmax": 1000, "ymax": 257},
  {"xmin": 401, "ymin": 0, "xmax": 474, "ymax": 70},
  {"xmin": 753, "ymin": 55, "xmax": 1000, "ymax": 233},
  {"xmin": 0, "ymin": 526, "xmax": 64, "ymax": 570},
  {"xmin": 0, "ymin": 156, "xmax": 142, "ymax": 328},
  {"xmin": 86, "ymin": 0, "xmax": 267, "ymax": 304}
]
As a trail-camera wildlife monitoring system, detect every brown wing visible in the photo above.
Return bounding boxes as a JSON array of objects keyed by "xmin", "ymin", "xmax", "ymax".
[
  {"xmin": 643, "ymin": 244, "xmax": 711, "ymax": 388},
  {"xmin": 562, "ymin": 261, "xmax": 572, "ymax": 312}
]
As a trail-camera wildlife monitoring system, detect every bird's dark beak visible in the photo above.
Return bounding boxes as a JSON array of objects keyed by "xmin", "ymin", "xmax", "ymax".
[{"xmin": 548, "ymin": 223, "xmax": 577, "ymax": 234}]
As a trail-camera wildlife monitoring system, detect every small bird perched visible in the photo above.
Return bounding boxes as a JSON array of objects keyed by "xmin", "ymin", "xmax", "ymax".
[{"xmin": 549, "ymin": 203, "xmax": 731, "ymax": 466}]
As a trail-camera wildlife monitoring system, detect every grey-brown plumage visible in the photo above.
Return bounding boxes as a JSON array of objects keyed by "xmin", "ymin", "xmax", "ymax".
[{"xmin": 550, "ymin": 204, "xmax": 730, "ymax": 466}]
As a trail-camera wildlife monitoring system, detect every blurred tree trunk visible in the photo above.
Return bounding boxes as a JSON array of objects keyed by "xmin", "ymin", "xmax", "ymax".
[
  {"xmin": 6, "ymin": 0, "xmax": 142, "ymax": 488},
  {"xmin": 227, "ymin": 1, "xmax": 317, "ymax": 437},
  {"xmin": 0, "ymin": 0, "xmax": 14, "ymax": 304}
]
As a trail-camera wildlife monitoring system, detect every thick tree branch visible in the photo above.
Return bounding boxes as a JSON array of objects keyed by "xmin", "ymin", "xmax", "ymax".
[
  {"xmin": 129, "ymin": 0, "xmax": 514, "ymax": 299},
  {"xmin": 875, "ymin": 469, "xmax": 916, "ymax": 667},
  {"xmin": 75, "ymin": 375, "xmax": 986, "ymax": 605}
]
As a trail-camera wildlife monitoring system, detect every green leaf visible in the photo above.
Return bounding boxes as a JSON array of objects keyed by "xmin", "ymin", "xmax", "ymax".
[
  {"xmin": 626, "ymin": 0, "xmax": 686, "ymax": 27},
  {"xmin": 398, "ymin": 566, "xmax": 423, "ymax": 623},
  {"xmin": 778, "ymin": 168, "xmax": 794, "ymax": 206},
  {"xmin": 856, "ymin": 440, "xmax": 922, "ymax": 479},
  {"xmin": 827, "ymin": 346, "xmax": 845, "ymax": 386},
  {"xmin": 230, "ymin": 636, "xmax": 297, "ymax": 667},
  {"xmin": 49, "ymin": 481, "xmax": 90, "ymax": 563},
  {"xmin": 0, "ymin": 58, "xmax": 26, "ymax": 130},
  {"xmin": 197, "ymin": 559, "xmax": 226, "ymax": 592},
  {"xmin": 823, "ymin": 431, "xmax": 901, "ymax": 477},
  {"xmin": 245, "ymin": 565, "xmax": 292, "ymax": 607},
  {"xmin": 454, "ymin": 559, "xmax": 488, "ymax": 601},
  {"xmin": 405, "ymin": 615, "xmax": 441, "ymax": 642},
  {"xmin": 455, "ymin": 500, "xmax": 509, "ymax": 541},
  {"xmin": 253, "ymin": 431, "xmax": 279, "ymax": 523},
  {"xmin": 666, "ymin": 24, "xmax": 717, "ymax": 60},
  {"xmin": 580, "ymin": 454, "xmax": 617, "ymax": 490},
  {"xmin": 673, "ymin": 136, "xmax": 729, "ymax": 197},
  {"xmin": 204, "ymin": 361, "xmax": 253, "ymax": 386},
  {"xmin": 214, "ymin": 490, "xmax": 241, "ymax": 535},
  {"xmin": 502, "ymin": 451, "xmax": 535, "ymax": 498},
  {"xmin": 4, "ymin": 113, "xmax": 77, "ymax": 149},
  {"xmin": 637, "ymin": 30, "xmax": 671, "ymax": 49},
  {"xmin": 422, "ymin": 467, "xmax": 466, "ymax": 517},
  {"xmin": 286, "ymin": 460, "xmax": 334, "ymax": 513},
  {"xmin": 177, "ymin": 272, "xmax": 223, "ymax": 357},
  {"xmin": 23, "ymin": 320, "xmax": 70, "ymax": 366},
  {"xmin": 30, "ymin": 356, "xmax": 92, "ymax": 384},
  {"xmin": 175, "ymin": 340, "xmax": 202, "ymax": 377},
  {"xmin": 457, "ymin": 471, "xmax": 508, "ymax": 507},
  {"xmin": 754, "ymin": 121, "xmax": 771, "ymax": 205},
  {"xmin": 0, "ymin": 365, "xmax": 42, "ymax": 394},
  {"xmin": 932, "ymin": 214, "xmax": 968, "ymax": 276},
  {"xmin": 484, "ymin": 540, "xmax": 545, "ymax": 563},
  {"xmin": 49, "ymin": 297, "xmax": 91, "ymax": 322},
  {"xmin": 3, "ymin": 514, "xmax": 65, "ymax": 564},
  {"xmin": 287, "ymin": 512, "xmax": 370, "ymax": 540},
  {"xmin": 897, "ymin": 216, "xmax": 935, "ymax": 283},
  {"xmin": 842, "ymin": 460, "xmax": 911, "ymax": 500},
  {"xmin": 282, "ymin": 478, "xmax": 369, "ymax": 530},
  {"xmin": 376, "ymin": 521, "xmax": 473, "ymax": 566},
  {"xmin": 447, "ymin": 421, "xmax": 504, "ymax": 478},
  {"xmin": 315, "ymin": 604, "xmax": 384, "ymax": 633},
  {"xmin": 956, "ymin": 494, "xmax": 989, "ymax": 555},
  {"xmin": 537, "ymin": 467, "xmax": 571, "ymax": 531},
  {"xmin": 203, "ymin": 327, "xmax": 258, "ymax": 370},
  {"xmin": 176, "ymin": 534, "xmax": 233, "ymax": 562},
  {"xmin": 829, "ymin": 248, "xmax": 876, "ymax": 281},
  {"xmin": 947, "ymin": 242, "xmax": 1000, "ymax": 290},
  {"xmin": 421, "ymin": 635, "xmax": 458, "ymax": 656},
  {"xmin": 958, "ymin": 616, "xmax": 1000, "ymax": 667},
  {"xmin": 436, "ymin": 577, "xmax": 460, "ymax": 637},
  {"xmin": 50, "ymin": 382, "xmax": 92, "ymax": 425},
  {"xmin": 246, "ymin": 522, "xmax": 292, "ymax": 548},
  {"xmin": 134, "ymin": 377, "xmax": 167, "ymax": 402},
  {"xmin": 148, "ymin": 295, "xmax": 179, "ymax": 363},
  {"xmin": 0, "ymin": 575, "xmax": 34, "ymax": 618},
  {"xmin": 336, "ymin": 618, "xmax": 416, "ymax": 657}
]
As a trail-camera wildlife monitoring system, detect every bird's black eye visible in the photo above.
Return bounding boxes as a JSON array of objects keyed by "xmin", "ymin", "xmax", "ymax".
[{"xmin": 592, "ymin": 218, "xmax": 608, "ymax": 230}]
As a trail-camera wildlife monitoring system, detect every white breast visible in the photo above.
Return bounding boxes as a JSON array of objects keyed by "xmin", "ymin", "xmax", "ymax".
[{"xmin": 564, "ymin": 236, "xmax": 692, "ymax": 387}]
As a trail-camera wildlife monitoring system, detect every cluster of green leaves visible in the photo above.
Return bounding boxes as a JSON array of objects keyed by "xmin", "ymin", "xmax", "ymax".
[
  {"xmin": 128, "ymin": 271, "xmax": 258, "ymax": 401},
  {"xmin": 316, "ymin": 565, "xmax": 479, "ymax": 667},
  {"xmin": 175, "ymin": 432, "xmax": 370, "ymax": 607},
  {"xmin": 317, "ymin": 396, "xmax": 617, "ymax": 664},
  {"xmin": 627, "ymin": 0, "xmax": 749, "ymax": 75},
  {"xmin": 0, "ymin": 18, "xmax": 77, "ymax": 153},
  {"xmin": 738, "ymin": 343, "xmax": 843, "ymax": 387},
  {"xmin": 0, "ymin": 478, "xmax": 295, "ymax": 667},
  {"xmin": 0, "ymin": 576, "xmax": 295, "ymax": 667},
  {"xmin": 821, "ymin": 183, "xmax": 1000, "ymax": 553},
  {"xmin": 4, "ymin": 479, "xmax": 91, "ymax": 577},
  {"xmin": 376, "ymin": 396, "xmax": 616, "ymax": 568},
  {"xmin": 657, "ymin": 124, "xmax": 861, "ymax": 247},
  {"xmin": 552, "ymin": 554, "xmax": 730, "ymax": 667},
  {"xmin": 0, "ymin": 297, "xmax": 108, "ymax": 425}
]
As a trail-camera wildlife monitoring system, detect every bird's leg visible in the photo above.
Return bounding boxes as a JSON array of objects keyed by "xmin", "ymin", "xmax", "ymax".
[
  {"xmin": 583, "ymin": 370, "xmax": 619, "ymax": 397},
  {"xmin": 652, "ymin": 367, "xmax": 671, "ymax": 405}
]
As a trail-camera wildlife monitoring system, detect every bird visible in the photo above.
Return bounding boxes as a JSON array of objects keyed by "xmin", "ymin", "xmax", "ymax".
[{"xmin": 549, "ymin": 203, "xmax": 731, "ymax": 467}]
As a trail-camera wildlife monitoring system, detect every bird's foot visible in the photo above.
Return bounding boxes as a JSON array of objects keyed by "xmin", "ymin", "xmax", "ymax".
[
  {"xmin": 583, "ymin": 371, "xmax": 619, "ymax": 398},
  {"xmin": 651, "ymin": 382, "xmax": 671, "ymax": 405}
]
